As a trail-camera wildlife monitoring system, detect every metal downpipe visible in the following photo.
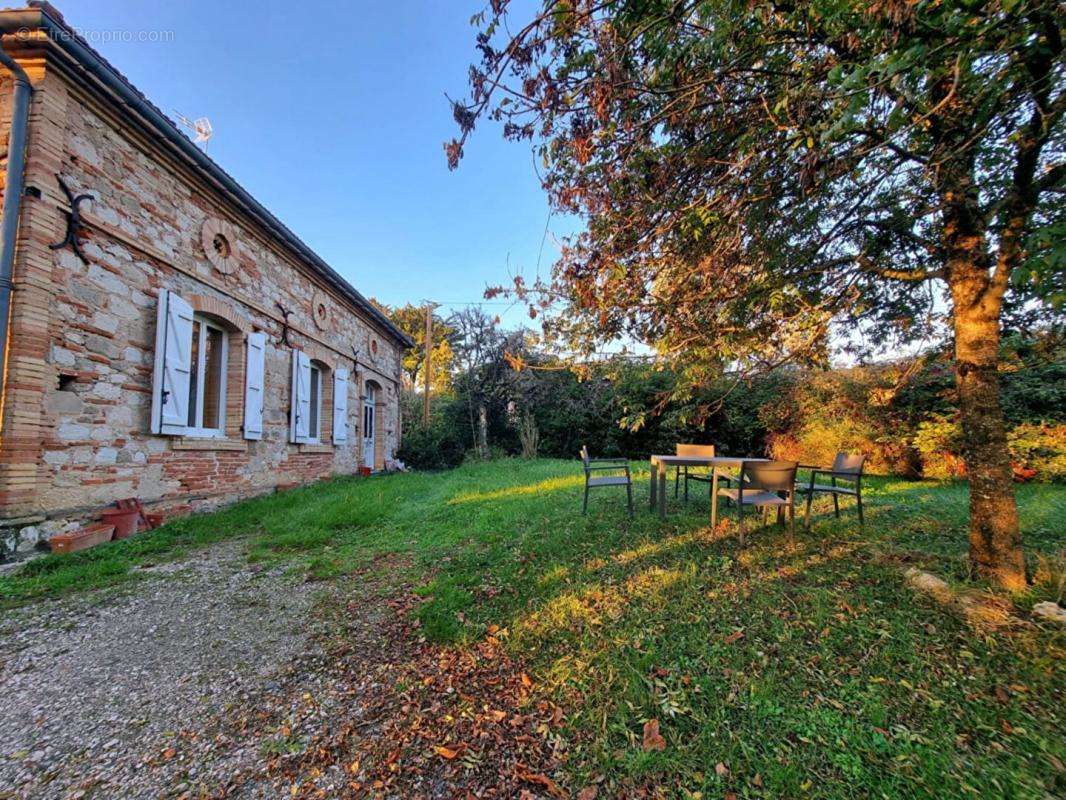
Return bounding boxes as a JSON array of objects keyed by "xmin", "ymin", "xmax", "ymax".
[{"xmin": 0, "ymin": 46, "xmax": 33, "ymax": 426}]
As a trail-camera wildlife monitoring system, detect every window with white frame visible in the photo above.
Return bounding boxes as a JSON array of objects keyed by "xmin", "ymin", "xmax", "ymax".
[
  {"xmin": 186, "ymin": 316, "xmax": 228, "ymax": 435},
  {"xmin": 151, "ymin": 290, "xmax": 233, "ymax": 438},
  {"xmin": 290, "ymin": 351, "xmax": 330, "ymax": 445}
]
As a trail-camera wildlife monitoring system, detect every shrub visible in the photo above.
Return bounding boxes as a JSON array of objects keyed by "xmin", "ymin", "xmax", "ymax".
[
  {"xmin": 763, "ymin": 367, "xmax": 904, "ymax": 473},
  {"xmin": 768, "ymin": 419, "xmax": 882, "ymax": 470},
  {"xmin": 912, "ymin": 417, "xmax": 1065, "ymax": 482},
  {"xmin": 1008, "ymin": 423, "xmax": 1066, "ymax": 482},
  {"xmin": 398, "ymin": 421, "xmax": 467, "ymax": 470},
  {"xmin": 913, "ymin": 414, "xmax": 966, "ymax": 479},
  {"xmin": 999, "ymin": 337, "xmax": 1066, "ymax": 425}
]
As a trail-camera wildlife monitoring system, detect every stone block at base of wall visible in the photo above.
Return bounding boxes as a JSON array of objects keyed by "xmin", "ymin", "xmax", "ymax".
[{"xmin": 0, "ymin": 518, "xmax": 76, "ymax": 560}]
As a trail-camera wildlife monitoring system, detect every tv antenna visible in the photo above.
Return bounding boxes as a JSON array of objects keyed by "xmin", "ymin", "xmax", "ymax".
[{"xmin": 174, "ymin": 110, "xmax": 213, "ymax": 151}]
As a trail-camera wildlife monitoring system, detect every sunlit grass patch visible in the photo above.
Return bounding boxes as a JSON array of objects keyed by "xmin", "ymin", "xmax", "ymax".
[
  {"xmin": 517, "ymin": 564, "xmax": 695, "ymax": 640},
  {"xmin": 447, "ymin": 473, "xmax": 584, "ymax": 505}
]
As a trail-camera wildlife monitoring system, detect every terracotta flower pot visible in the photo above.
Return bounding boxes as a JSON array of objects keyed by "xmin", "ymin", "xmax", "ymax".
[
  {"xmin": 50, "ymin": 523, "xmax": 115, "ymax": 554},
  {"xmin": 101, "ymin": 507, "xmax": 141, "ymax": 539},
  {"xmin": 144, "ymin": 512, "xmax": 166, "ymax": 530},
  {"xmin": 358, "ymin": 466, "xmax": 372, "ymax": 477}
]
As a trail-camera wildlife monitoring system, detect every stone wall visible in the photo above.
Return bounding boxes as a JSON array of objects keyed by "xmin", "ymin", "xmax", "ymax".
[{"xmin": 0, "ymin": 57, "xmax": 406, "ymax": 552}]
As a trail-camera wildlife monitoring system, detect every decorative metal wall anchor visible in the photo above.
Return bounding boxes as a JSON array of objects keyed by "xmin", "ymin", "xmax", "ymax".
[
  {"xmin": 49, "ymin": 175, "xmax": 94, "ymax": 264},
  {"xmin": 350, "ymin": 346, "xmax": 361, "ymax": 369},
  {"xmin": 275, "ymin": 301, "xmax": 294, "ymax": 347}
]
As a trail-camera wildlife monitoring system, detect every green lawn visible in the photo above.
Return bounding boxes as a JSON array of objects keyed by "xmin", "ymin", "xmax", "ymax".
[{"xmin": 2, "ymin": 460, "xmax": 1063, "ymax": 798}]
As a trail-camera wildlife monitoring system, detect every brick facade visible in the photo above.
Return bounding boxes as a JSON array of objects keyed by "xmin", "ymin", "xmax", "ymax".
[{"xmin": 0, "ymin": 20, "xmax": 409, "ymax": 552}]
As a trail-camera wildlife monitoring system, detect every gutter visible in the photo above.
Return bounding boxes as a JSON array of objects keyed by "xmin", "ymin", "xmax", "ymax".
[
  {"xmin": 0, "ymin": 4, "xmax": 414, "ymax": 350},
  {"xmin": 0, "ymin": 46, "xmax": 33, "ymax": 411}
]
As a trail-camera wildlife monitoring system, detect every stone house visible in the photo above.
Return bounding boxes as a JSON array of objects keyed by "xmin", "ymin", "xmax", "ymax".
[{"xmin": 0, "ymin": 4, "xmax": 413, "ymax": 554}]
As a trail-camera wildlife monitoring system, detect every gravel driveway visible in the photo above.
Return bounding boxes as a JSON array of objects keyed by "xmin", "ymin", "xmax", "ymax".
[{"xmin": 0, "ymin": 540, "xmax": 329, "ymax": 799}]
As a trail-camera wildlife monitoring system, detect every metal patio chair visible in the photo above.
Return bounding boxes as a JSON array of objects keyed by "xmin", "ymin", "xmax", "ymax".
[
  {"xmin": 580, "ymin": 446, "xmax": 633, "ymax": 517},
  {"xmin": 798, "ymin": 452, "xmax": 866, "ymax": 528},
  {"xmin": 673, "ymin": 443, "xmax": 732, "ymax": 500},
  {"xmin": 715, "ymin": 460, "xmax": 798, "ymax": 546}
]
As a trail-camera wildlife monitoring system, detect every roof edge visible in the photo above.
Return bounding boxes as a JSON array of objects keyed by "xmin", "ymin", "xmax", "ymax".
[{"xmin": 0, "ymin": 2, "xmax": 415, "ymax": 350}]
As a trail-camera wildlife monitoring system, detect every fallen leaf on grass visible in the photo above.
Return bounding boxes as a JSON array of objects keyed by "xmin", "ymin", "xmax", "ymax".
[
  {"xmin": 642, "ymin": 719, "xmax": 667, "ymax": 751},
  {"xmin": 716, "ymin": 762, "xmax": 730, "ymax": 777},
  {"xmin": 550, "ymin": 705, "xmax": 564, "ymax": 727},
  {"xmin": 723, "ymin": 630, "xmax": 745, "ymax": 645},
  {"xmin": 578, "ymin": 787, "xmax": 598, "ymax": 800},
  {"xmin": 520, "ymin": 673, "xmax": 533, "ymax": 689},
  {"xmin": 517, "ymin": 769, "xmax": 565, "ymax": 797},
  {"xmin": 433, "ymin": 745, "xmax": 462, "ymax": 760}
]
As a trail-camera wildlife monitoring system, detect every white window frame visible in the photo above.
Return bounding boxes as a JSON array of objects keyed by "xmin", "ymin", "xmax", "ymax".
[
  {"xmin": 307, "ymin": 363, "xmax": 322, "ymax": 443},
  {"xmin": 185, "ymin": 315, "xmax": 229, "ymax": 439}
]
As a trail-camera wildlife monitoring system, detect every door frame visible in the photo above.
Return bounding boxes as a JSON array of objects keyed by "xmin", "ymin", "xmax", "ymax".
[{"xmin": 362, "ymin": 382, "xmax": 377, "ymax": 468}]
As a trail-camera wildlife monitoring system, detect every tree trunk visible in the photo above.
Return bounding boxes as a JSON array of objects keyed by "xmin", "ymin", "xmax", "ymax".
[
  {"xmin": 945, "ymin": 228, "xmax": 1026, "ymax": 591},
  {"xmin": 477, "ymin": 404, "xmax": 489, "ymax": 458},
  {"xmin": 464, "ymin": 388, "xmax": 478, "ymax": 451}
]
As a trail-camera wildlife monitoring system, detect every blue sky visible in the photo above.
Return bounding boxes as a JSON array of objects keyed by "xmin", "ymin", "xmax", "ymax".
[{"xmin": 56, "ymin": 0, "xmax": 559, "ymax": 326}]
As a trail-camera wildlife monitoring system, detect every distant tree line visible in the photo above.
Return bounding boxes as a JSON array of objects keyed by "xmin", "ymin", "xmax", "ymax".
[{"xmin": 381, "ymin": 304, "xmax": 1063, "ymax": 481}]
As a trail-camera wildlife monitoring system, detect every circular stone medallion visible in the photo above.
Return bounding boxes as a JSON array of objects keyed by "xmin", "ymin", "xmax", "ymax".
[
  {"xmin": 200, "ymin": 217, "xmax": 239, "ymax": 275},
  {"xmin": 311, "ymin": 289, "xmax": 332, "ymax": 331}
]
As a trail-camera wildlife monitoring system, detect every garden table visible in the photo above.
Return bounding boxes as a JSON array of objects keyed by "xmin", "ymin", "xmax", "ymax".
[{"xmin": 648, "ymin": 454, "xmax": 769, "ymax": 524}]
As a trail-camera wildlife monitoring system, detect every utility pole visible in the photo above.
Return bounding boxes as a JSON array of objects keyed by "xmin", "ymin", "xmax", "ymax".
[{"xmin": 422, "ymin": 301, "xmax": 437, "ymax": 425}]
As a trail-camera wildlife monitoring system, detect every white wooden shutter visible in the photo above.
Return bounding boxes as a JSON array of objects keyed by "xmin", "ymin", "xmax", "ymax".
[
  {"xmin": 290, "ymin": 349, "xmax": 312, "ymax": 443},
  {"xmin": 150, "ymin": 289, "xmax": 194, "ymax": 435},
  {"xmin": 332, "ymin": 368, "xmax": 349, "ymax": 443},
  {"xmin": 297, "ymin": 352, "xmax": 312, "ymax": 442},
  {"xmin": 243, "ymin": 332, "xmax": 266, "ymax": 440}
]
